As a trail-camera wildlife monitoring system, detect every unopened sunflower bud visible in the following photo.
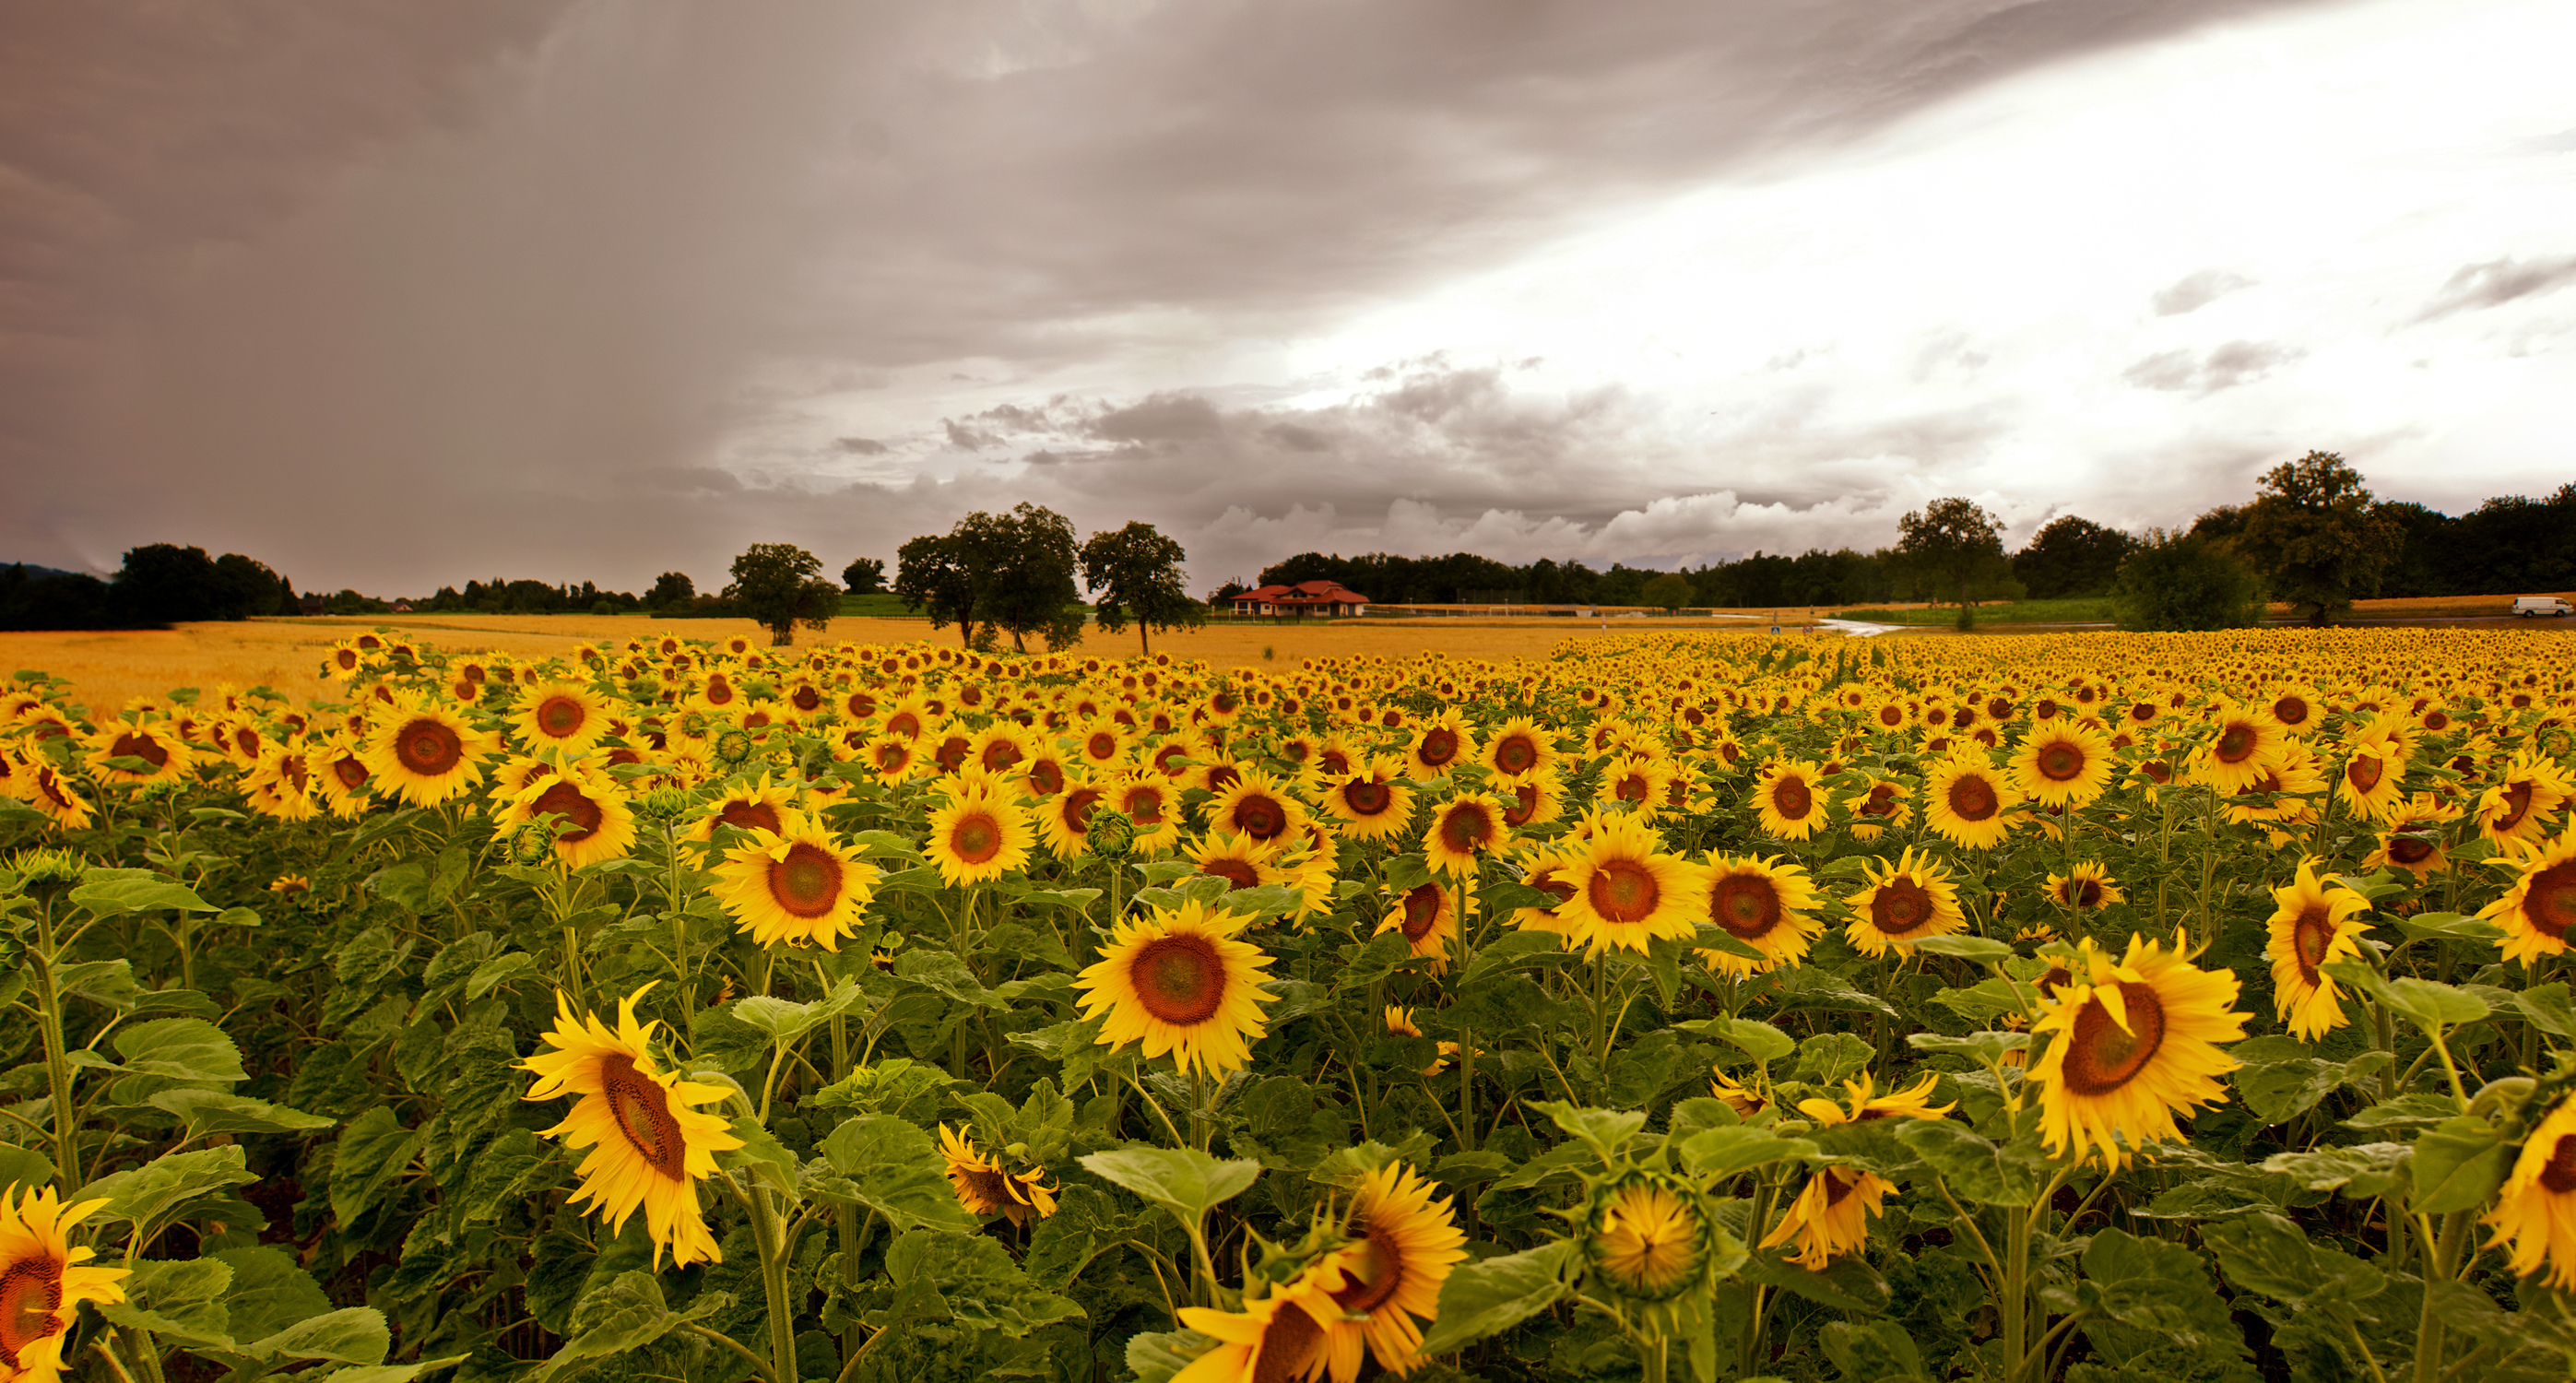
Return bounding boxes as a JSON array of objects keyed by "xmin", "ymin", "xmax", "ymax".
[
  {"xmin": 1087, "ymin": 808, "xmax": 1136, "ymax": 860},
  {"xmin": 509, "ymin": 822, "xmax": 558, "ymax": 864},
  {"xmin": 714, "ymin": 729, "xmax": 754, "ymax": 766},
  {"xmin": 6, "ymin": 847, "xmax": 83, "ymax": 886},
  {"xmin": 639, "ymin": 786, "xmax": 697, "ymax": 822}
]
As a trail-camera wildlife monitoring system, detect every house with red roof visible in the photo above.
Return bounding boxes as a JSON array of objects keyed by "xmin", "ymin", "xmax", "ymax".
[{"xmin": 1229, "ymin": 580, "xmax": 1371, "ymax": 618}]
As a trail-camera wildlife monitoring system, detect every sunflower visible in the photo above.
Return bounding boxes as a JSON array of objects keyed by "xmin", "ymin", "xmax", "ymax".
[
  {"xmin": 1764, "ymin": 1074, "xmax": 1952, "ymax": 1269},
  {"xmin": 685, "ymin": 774, "xmax": 802, "ymax": 844},
  {"xmin": 2361, "ymin": 794, "xmax": 2463, "ymax": 880},
  {"xmin": 2484, "ymin": 833, "xmax": 2576, "ymax": 968},
  {"xmin": 2027, "ymin": 931, "xmax": 2246, "ymax": 1165},
  {"xmin": 1422, "ymin": 793, "xmax": 1507, "ymax": 879},
  {"xmin": 0, "ymin": 1185, "xmax": 127, "ymax": 1382},
  {"xmin": 310, "ymin": 736, "xmax": 377, "ymax": 817},
  {"xmin": 1924, "ymin": 751, "xmax": 2019, "ymax": 849},
  {"xmin": 937, "ymin": 1123, "xmax": 1058, "ymax": 1228},
  {"xmin": 496, "ymin": 761, "xmax": 637, "ymax": 869},
  {"xmin": 1481, "ymin": 716, "xmax": 1555, "ymax": 779},
  {"xmin": 2010, "ymin": 721, "xmax": 2113, "ymax": 809},
  {"xmin": 1209, "ymin": 768, "xmax": 1309, "ymax": 845},
  {"xmin": 1710, "ymin": 1069, "xmax": 1770, "ymax": 1117},
  {"xmin": 1171, "ymin": 1268, "xmax": 1341, "ymax": 1383},
  {"xmin": 2263, "ymin": 857, "xmax": 2372, "ymax": 1041},
  {"xmin": 923, "ymin": 782, "xmax": 1034, "ymax": 887},
  {"xmin": 1751, "ymin": 759, "xmax": 1826, "ymax": 841},
  {"xmin": 1698, "ymin": 854, "xmax": 1824, "ymax": 976},
  {"xmin": 2193, "ymin": 703, "xmax": 2285, "ymax": 795},
  {"xmin": 968, "ymin": 723, "xmax": 1034, "ymax": 777},
  {"xmin": 518, "ymin": 987, "xmax": 744, "ymax": 1268},
  {"xmin": 2045, "ymin": 862, "xmax": 2124, "ymax": 912},
  {"xmin": 1376, "ymin": 876, "xmax": 1469, "ymax": 972},
  {"xmin": 1313, "ymin": 1162, "xmax": 1470, "ymax": 1382},
  {"xmin": 1843, "ymin": 847, "xmax": 1967, "ymax": 957},
  {"xmin": 1036, "ymin": 777, "xmax": 1109, "ymax": 859},
  {"xmin": 2334, "ymin": 739, "xmax": 2407, "ymax": 822},
  {"xmin": 1554, "ymin": 812, "xmax": 1705, "ymax": 957},
  {"xmin": 1507, "ymin": 850, "xmax": 1579, "ymax": 936},
  {"xmin": 876, "ymin": 692, "xmax": 932, "ymax": 741},
  {"xmin": 1111, "ymin": 775, "xmax": 1183, "ymax": 857},
  {"xmin": 83, "ymin": 715, "xmax": 195, "ymax": 786},
  {"xmin": 242, "ymin": 744, "xmax": 319, "ymax": 822},
  {"xmin": 710, "ymin": 811, "xmax": 879, "ymax": 950},
  {"xmin": 1404, "ymin": 707, "xmax": 1477, "ymax": 778},
  {"xmin": 1075, "ymin": 898, "xmax": 1276, "ymax": 1079},
  {"xmin": 1186, "ymin": 830, "xmax": 1291, "ymax": 896},
  {"xmin": 2483, "ymin": 1096, "xmax": 2576, "ymax": 1290},
  {"xmin": 1598, "ymin": 755, "xmax": 1678, "ymax": 822},
  {"xmin": 513, "ymin": 681, "xmax": 610, "ymax": 754},
  {"xmin": 1584, "ymin": 1172, "xmax": 1715, "ymax": 1302},
  {"xmin": 2477, "ymin": 751, "xmax": 2573, "ymax": 845},
  {"xmin": 360, "ymin": 699, "xmax": 496, "ymax": 807},
  {"xmin": 1841, "ymin": 777, "xmax": 1912, "ymax": 842},
  {"xmin": 1016, "ymin": 747, "xmax": 1072, "ymax": 799}
]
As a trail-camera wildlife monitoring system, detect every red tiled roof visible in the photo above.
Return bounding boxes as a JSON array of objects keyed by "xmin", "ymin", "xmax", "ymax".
[{"xmin": 1233, "ymin": 581, "xmax": 1369, "ymax": 605}]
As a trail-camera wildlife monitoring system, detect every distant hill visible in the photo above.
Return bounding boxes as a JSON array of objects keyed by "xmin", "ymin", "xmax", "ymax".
[{"xmin": 3, "ymin": 561, "xmax": 87, "ymax": 581}]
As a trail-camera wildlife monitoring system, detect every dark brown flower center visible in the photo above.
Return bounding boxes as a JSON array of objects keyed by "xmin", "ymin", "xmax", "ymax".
[
  {"xmin": 1712, "ymin": 873, "xmax": 1781, "ymax": 940},
  {"xmin": 600, "ymin": 1053, "xmax": 688, "ymax": 1181},
  {"xmin": 933, "ymin": 736, "xmax": 972, "ymax": 773},
  {"xmin": 111, "ymin": 730, "xmax": 169, "ymax": 770},
  {"xmin": 981, "ymin": 740, "xmax": 1022, "ymax": 772},
  {"xmin": 1130, "ymin": 935, "xmax": 1226, "ymax": 1025},
  {"xmin": 528, "ymin": 781, "xmax": 605, "ymax": 843},
  {"xmin": 770, "ymin": 841, "xmax": 845, "ymax": 916},
  {"xmin": 1493, "ymin": 734, "xmax": 1538, "ymax": 774},
  {"xmin": 395, "ymin": 717, "xmax": 463, "ymax": 776},
  {"xmin": 1199, "ymin": 857, "xmax": 1259, "ymax": 890},
  {"xmin": 1418, "ymin": 728, "xmax": 1459, "ymax": 767},
  {"xmin": 537, "ymin": 696, "xmax": 586, "ymax": 739},
  {"xmin": 950, "ymin": 812, "xmax": 1003, "ymax": 865},
  {"xmin": 1329, "ymin": 1223, "xmax": 1408, "ymax": 1316},
  {"xmin": 1871, "ymin": 880, "xmax": 1933, "ymax": 936},
  {"xmin": 2037, "ymin": 743, "xmax": 2084, "ymax": 782},
  {"xmin": 1122, "ymin": 788, "xmax": 1165, "ymax": 824},
  {"xmin": 1438, "ymin": 802, "xmax": 1495, "ymax": 856},
  {"xmin": 1504, "ymin": 783, "xmax": 1542, "ymax": 827},
  {"xmin": 1058, "ymin": 787, "xmax": 1101, "ymax": 835},
  {"xmin": 0, "ymin": 1251, "xmax": 65, "ymax": 1367},
  {"xmin": 718, "ymin": 800, "xmax": 783, "ymax": 834},
  {"xmin": 2216, "ymin": 724, "xmax": 2257, "ymax": 763},
  {"xmin": 1769, "ymin": 775, "xmax": 1814, "ymax": 820},
  {"xmin": 1860, "ymin": 785, "xmax": 1897, "ymax": 818},
  {"xmin": 1400, "ymin": 883, "xmax": 1445, "ymax": 941},
  {"xmin": 2524, "ymin": 860, "xmax": 2576, "ymax": 940},
  {"xmin": 1589, "ymin": 858, "xmax": 1660, "ymax": 925},
  {"xmin": 1947, "ymin": 774, "xmax": 1999, "ymax": 822},
  {"xmin": 2292, "ymin": 904, "xmax": 2334, "ymax": 983},
  {"xmin": 2060, "ymin": 981, "xmax": 2167, "ymax": 1096},
  {"xmin": 2494, "ymin": 782, "xmax": 2535, "ymax": 833},
  {"xmin": 2273, "ymin": 695, "xmax": 2310, "ymax": 726},
  {"xmin": 2346, "ymin": 755, "xmax": 2383, "ymax": 792},
  {"xmin": 2539, "ymin": 1135, "xmax": 2576, "ymax": 1195},
  {"xmin": 1231, "ymin": 792, "xmax": 1289, "ymax": 840}
]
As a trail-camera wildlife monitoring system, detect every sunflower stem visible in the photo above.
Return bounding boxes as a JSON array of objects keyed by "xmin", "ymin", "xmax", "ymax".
[
  {"xmin": 2003, "ymin": 1202, "xmax": 2032, "ymax": 1383},
  {"xmin": 30, "ymin": 903, "xmax": 81, "ymax": 1188}
]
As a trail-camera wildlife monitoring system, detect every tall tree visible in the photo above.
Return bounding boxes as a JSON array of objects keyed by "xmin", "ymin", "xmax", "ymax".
[
  {"xmin": 644, "ymin": 572, "xmax": 695, "ymax": 611},
  {"xmin": 1080, "ymin": 521, "xmax": 1205, "ymax": 655},
  {"xmin": 2236, "ymin": 450, "xmax": 2404, "ymax": 624},
  {"xmin": 1895, "ymin": 497, "xmax": 2007, "ymax": 629},
  {"xmin": 722, "ymin": 543, "xmax": 840, "ymax": 645},
  {"xmin": 2011, "ymin": 515, "xmax": 2136, "ymax": 598},
  {"xmin": 896, "ymin": 503, "xmax": 1085, "ymax": 652},
  {"xmin": 842, "ymin": 557, "xmax": 885, "ymax": 595}
]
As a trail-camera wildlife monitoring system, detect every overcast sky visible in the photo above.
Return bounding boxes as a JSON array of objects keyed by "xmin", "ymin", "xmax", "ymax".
[{"xmin": 4, "ymin": 0, "xmax": 2570, "ymax": 596}]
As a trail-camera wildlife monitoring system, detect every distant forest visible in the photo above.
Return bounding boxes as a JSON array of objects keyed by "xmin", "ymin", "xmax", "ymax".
[{"xmin": 1241, "ymin": 482, "xmax": 2576, "ymax": 609}]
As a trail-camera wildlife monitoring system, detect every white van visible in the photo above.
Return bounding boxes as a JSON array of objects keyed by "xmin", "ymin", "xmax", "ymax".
[{"xmin": 2511, "ymin": 596, "xmax": 2572, "ymax": 617}]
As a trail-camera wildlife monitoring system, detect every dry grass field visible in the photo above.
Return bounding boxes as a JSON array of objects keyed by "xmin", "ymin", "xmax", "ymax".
[{"xmin": 1, "ymin": 611, "xmax": 1788, "ymax": 712}]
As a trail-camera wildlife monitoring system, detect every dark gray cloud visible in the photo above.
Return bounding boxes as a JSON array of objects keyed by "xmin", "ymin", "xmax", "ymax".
[
  {"xmin": 2151, "ymin": 268, "xmax": 2255, "ymax": 315},
  {"xmin": 2416, "ymin": 254, "xmax": 2576, "ymax": 321},
  {"xmin": 0, "ymin": 0, "xmax": 2351, "ymax": 592},
  {"xmin": 2121, "ymin": 339, "xmax": 2299, "ymax": 395}
]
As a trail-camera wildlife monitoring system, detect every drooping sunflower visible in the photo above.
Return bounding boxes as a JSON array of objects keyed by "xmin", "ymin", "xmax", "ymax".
[
  {"xmin": 2360, "ymin": 794, "xmax": 2463, "ymax": 880},
  {"xmin": 2334, "ymin": 739, "xmax": 2407, "ymax": 822},
  {"xmin": 2483, "ymin": 1096, "xmax": 2576, "ymax": 1290},
  {"xmin": 710, "ymin": 811, "xmax": 879, "ymax": 950},
  {"xmin": 1209, "ymin": 768, "xmax": 1309, "ymax": 845},
  {"xmin": 937, "ymin": 1123, "xmax": 1058, "ymax": 1228},
  {"xmin": 1924, "ymin": 751, "xmax": 2019, "ymax": 850},
  {"xmin": 1171, "ymin": 1268, "xmax": 1341, "ymax": 1383},
  {"xmin": 1421, "ymin": 793, "xmax": 1507, "ymax": 878},
  {"xmin": 2477, "ymin": 751, "xmax": 2573, "ymax": 846},
  {"xmin": 1751, "ymin": 758, "xmax": 1826, "ymax": 841},
  {"xmin": 1699, "ymin": 854, "xmax": 1824, "ymax": 975},
  {"xmin": 1763, "ymin": 1073, "xmax": 1952, "ymax": 1269},
  {"xmin": 496, "ymin": 761, "xmax": 637, "ymax": 869},
  {"xmin": 1481, "ymin": 716, "xmax": 1555, "ymax": 779},
  {"xmin": 0, "ymin": 1185, "xmax": 128, "ymax": 1382},
  {"xmin": 1843, "ymin": 847, "xmax": 1967, "ymax": 956},
  {"xmin": 1376, "ymin": 876, "xmax": 1470, "ymax": 972},
  {"xmin": 1076, "ymin": 898, "xmax": 1276, "ymax": 1079},
  {"xmin": 2193, "ymin": 703, "xmax": 2285, "ymax": 795},
  {"xmin": 2263, "ymin": 857, "xmax": 2372, "ymax": 1041},
  {"xmin": 310, "ymin": 735, "xmax": 377, "ymax": 818},
  {"xmin": 518, "ymin": 987, "xmax": 744, "ymax": 1268},
  {"xmin": 512, "ymin": 681, "xmax": 610, "ymax": 754},
  {"xmin": 2045, "ymin": 861, "xmax": 2124, "ymax": 912},
  {"xmin": 1313, "ymin": 1161, "xmax": 1470, "ymax": 1382},
  {"xmin": 1583, "ymin": 1172, "xmax": 1716, "ymax": 1302},
  {"xmin": 2009, "ymin": 721, "xmax": 2113, "ymax": 809},
  {"xmin": 1555, "ymin": 812, "xmax": 1705, "ymax": 957},
  {"xmin": 242, "ymin": 744, "xmax": 320, "ymax": 822},
  {"xmin": 2027, "ymin": 931, "xmax": 2247, "ymax": 1166},
  {"xmin": 2484, "ymin": 833, "xmax": 2576, "ymax": 968},
  {"xmin": 360, "ymin": 699, "xmax": 496, "ymax": 807},
  {"xmin": 923, "ymin": 782, "xmax": 1034, "ymax": 887},
  {"xmin": 15, "ymin": 760, "xmax": 94, "ymax": 832}
]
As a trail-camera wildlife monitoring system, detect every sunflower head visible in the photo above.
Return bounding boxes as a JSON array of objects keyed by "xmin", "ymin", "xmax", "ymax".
[
  {"xmin": 1583, "ymin": 1171, "xmax": 1717, "ymax": 1303},
  {"xmin": 1075, "ymin": 897, "xmax": 1277, "ymax": 1079}
]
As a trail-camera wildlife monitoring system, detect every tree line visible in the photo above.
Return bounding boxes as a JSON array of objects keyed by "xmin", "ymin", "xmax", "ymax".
[{"xmin": 1, "ymin": 545, "xmax": 299, "ymax": 631}]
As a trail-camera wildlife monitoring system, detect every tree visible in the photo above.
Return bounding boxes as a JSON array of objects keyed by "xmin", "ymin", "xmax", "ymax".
[
  {"xmin": 842, "ymin": 557, "xmax": 885, "ymax": 595},
  {"xmin": 1895, "ymin": 498, "xmax": 2006, "ymax": 629},
  {"xmin": 2109, "ymin": 528, "xmax": 2264, "ymax": 631},
  {"xmin": 1639, "ymin": 572, "xmax": 1692, "ymax": 613},
  {"xmin": 2235, "ymin": 450, "xmax": 2404, "ymax": 624},
  {"xmin": 644, "ymin": 572, "xmax": 695, "ymax": 611},
  {"xmin": 1080, "ymin": 521, "xmax": 1205, "ymax": 655},
  {"xmin": 722, "ymin": 543, "xmax": 840, "ymax": 645},
  {"xmin": 895, "ymin": 503, "xmax": 1085, "ymax": 652},
  {"xmin": 2011, "ymin": 515, "xmax": 2137, "ymax": 598},
  {"xmin": 112, "ymin": 544, "xmax": 226, "ymax": 625}
]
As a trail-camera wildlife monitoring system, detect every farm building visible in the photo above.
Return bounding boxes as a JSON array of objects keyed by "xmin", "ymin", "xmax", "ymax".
[{"xmin": 1228, "ymin": 580, "xmax": 1371, "ymax": 617}]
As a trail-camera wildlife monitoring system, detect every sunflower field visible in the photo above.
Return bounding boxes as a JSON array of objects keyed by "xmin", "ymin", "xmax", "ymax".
[{"xmin": 4, "ymin": 626, "xmax": 2575, "ymax": 1383}]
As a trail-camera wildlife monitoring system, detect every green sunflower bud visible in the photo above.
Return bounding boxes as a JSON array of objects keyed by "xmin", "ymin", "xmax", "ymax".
[
  {"xmin": 509, "ymin": 822, "xmax": 559, "ymax": 865},
  {"xmin": 6, "ymin": 846, "xmax": 84, "ymax": 887},
  {"xmin": 639, "ymin": 786, "xmax": 698, "ymax": 822},
  {"xmin": 714, "ymin": 728, "xmax": 754, "ymax": 766},
  {"xmin": 1087, "ymin": 808, "xmax": 1137, "ymax": 861},
  {"xmin": 1582, "ymin": 1170, "xmax": 1716, "ymax": 1303}
]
